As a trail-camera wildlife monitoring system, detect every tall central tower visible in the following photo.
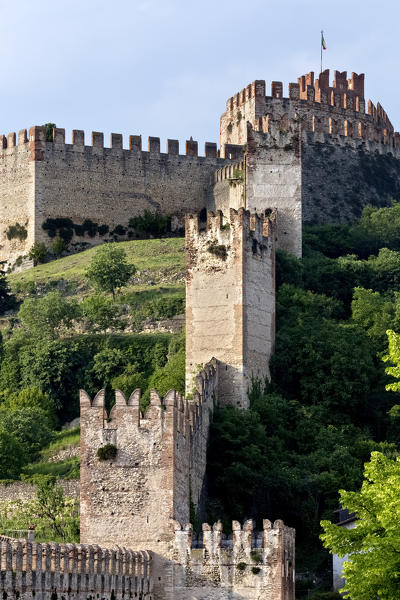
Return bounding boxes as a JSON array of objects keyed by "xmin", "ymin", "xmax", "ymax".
[{"xmin": 185, "ymin": 208, "xmax": 276, "ymax": 408}]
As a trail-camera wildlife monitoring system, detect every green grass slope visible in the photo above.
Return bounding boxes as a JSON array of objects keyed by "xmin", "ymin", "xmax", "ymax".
[{"xmin": 9, "ymin": 238, "xmax": 186, "ymax": 299}]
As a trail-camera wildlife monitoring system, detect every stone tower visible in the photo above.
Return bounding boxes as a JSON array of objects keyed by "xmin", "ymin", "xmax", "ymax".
[
  {"xmin": 80, "ymin": 364, "xmax": 218, "ymax": 554},
  {"xmin": 185, "ymin": 208, "xmax": 276, "ymax": 408}
]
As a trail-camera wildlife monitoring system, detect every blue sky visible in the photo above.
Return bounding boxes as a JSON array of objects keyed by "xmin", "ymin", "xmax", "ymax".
[{"xmin": 1, "ymin": 0, "xmax": 399, "ymax": 152}]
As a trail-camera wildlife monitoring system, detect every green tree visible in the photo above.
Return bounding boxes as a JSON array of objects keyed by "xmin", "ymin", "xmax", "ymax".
[
  {"xmin": 0, "ymin": 429, "xmax": 26, "ymax": 479},
  {"xmin": 0, "ymin": 262, "xmax": 15, "ymax": 315},
  {"xmin": 80, "ymin": 294, "xmax": 123, "ymax": 333},
  {"xmin": 28, "ymin": 242, "xmax": 47, "ymax": 264},
  {"xmin": 0, "ymin": 475, "xmax": 79, "ymax": 542},
  {"xmin": 0, "ymin": 386, "xmax": 57, "ymax": 426},
  {"xmin": 321, "ymin": 452, "xmax": 400, "ymax": 600},
  {"xmin": 111, "ymin": 365, "xmax": 147, "ymax": 398},
  {"xmin": 51, "ymin": 235, "xmax": 67, "ymax": 258},
  {"xmin": 92, "ymin": 346, "xmax": 128, "ymax": 390},
  {"xmin": 18, "ymin": 291, "xmax": 79, "ymax": 339},
  {"xmin": 0, "ymin": 406, "xmax": 53, "ymax": 461},
  {"xmin": 351, "ymin": 287, "xmax": 398, "ymax": 348},
  {"xmin": 86, "ymin": 243, "xmax": 135, "ymax": 299}
]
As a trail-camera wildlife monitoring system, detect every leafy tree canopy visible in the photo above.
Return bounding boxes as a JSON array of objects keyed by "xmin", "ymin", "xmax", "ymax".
[
  {"xmin": 321, "ymin": 452, "xmax": 400, "ymax": 600},
  {"xmin": 86, "ymin": 243, "xmax": 135, "ymax": 298}
]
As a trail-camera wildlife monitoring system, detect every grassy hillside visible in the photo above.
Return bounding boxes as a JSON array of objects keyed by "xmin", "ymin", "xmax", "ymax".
[{"xmin": 8, "ymin": 238, "xmax": 186, "ymax": 299}]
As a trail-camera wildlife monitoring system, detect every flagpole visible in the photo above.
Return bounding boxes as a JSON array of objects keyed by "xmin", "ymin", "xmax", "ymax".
[{"xmin": 320, "ymin": 30, "xmax": 323, "ymax": 75}]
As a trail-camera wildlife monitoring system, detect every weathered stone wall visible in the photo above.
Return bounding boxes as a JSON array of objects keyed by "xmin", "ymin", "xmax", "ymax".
[
  {"xmin": 0, "ymin": 480, "xmax": 79, "ymax": 503},
  {"xmin": 301, "ymin": 133, "xmax": 400, "ymax": 223},
  {"xmin": 80, "ymin": 362, "xmax": 217, "ymax": 554},
  {"xmin": 185, "ymin": 209, "xmax": 275, "ymax": 408},
  {"xmin": 0, "ymin": 131, "xmax": 35, "ymax": 267},
  {"xmin": 0, "ymin": 535, "xmax": 152, "ymax": 600},
  {"xmin": 169, "ymin": 519, "xmax": 295, "ymax": 600},
  {"xmin": 32, "ymin": 128, "xmax": 233, "ymax": 248},
  {"xmin": 218, "ymin": 70, "xmax": 400, "ymax": 258}
]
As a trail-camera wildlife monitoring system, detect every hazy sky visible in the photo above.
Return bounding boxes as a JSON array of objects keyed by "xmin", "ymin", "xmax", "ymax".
[{"xmin": 2, "ymin": 0, "xmax": 399, "ymax": 152}]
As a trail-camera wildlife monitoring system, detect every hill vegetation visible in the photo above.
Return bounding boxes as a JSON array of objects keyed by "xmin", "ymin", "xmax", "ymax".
[{"xmin": 1, "ymin": 205, "xmax": 400, "ymax": 595}]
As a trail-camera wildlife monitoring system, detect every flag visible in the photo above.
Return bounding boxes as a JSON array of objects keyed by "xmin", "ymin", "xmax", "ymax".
[{"xmin": 321, "ymin": 32, "xmax": 327, "ymax": 50}]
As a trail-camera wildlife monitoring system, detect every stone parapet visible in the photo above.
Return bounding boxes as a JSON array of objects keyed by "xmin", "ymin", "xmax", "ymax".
[
  {"xmin": 168, "ymin": 519, "xmax": 295, "ymax": 600},
  {"xmin": 0, "ymin": 535, "xmax": 152, "ymax": 600}
]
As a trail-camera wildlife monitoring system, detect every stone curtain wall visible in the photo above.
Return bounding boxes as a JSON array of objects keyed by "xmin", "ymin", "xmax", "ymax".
[
  {"xmin": 185, "ymin": 208, "xmax": 275, "ymax": 408},
  {"xmin": 0, "ymin": 480, "xmax": 79, "ymax": 503},
  {"xmin": 301, "ymin": 133, "xmax": 400, "ymax": 223},
  {"xmin": 80, "ymin": 362, "xmax": 218, "ymax": 555},
  {"xmin": 0, "ymin": 130, "xmax": 35, "ymax": 267},
  {"xmin": 31, "ymin": 127, "xmax": 239, "ymax": 248},
  {"xmin": 0, "ymin": 535, "xmax": 152, "ymax": 600},
  {"xmin": 167, "ymin": 519, "xmax": 295, "ymax": 600}
]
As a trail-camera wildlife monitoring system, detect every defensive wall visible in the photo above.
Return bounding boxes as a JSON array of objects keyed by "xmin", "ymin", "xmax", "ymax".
[
  {"xmin": 0, "ymin": 126, "xmax": 242, "ymax": 268},
  {"xmin": 80, "ymin": 360, "xmax": 218, "ymax": 555},
  {"xmin": 0, "ymin": 534, "xmax": 152, "ymax": 600},
  {"xmin": 185, "ymin": 208, "xmax": 276, "ymax": 406},
  {"xmin": 0, "ymin": 517, "xmax": 294, "ymax": 600}
]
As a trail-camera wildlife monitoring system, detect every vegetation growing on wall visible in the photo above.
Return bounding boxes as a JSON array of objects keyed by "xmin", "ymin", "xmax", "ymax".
[{"xmin": 6, "ymin": 223, "xmax": 27, "ymax": 241}]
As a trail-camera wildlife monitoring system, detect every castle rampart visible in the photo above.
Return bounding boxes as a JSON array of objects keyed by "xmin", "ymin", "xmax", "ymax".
[
  {"xmin": 0, "ymin": 126, "xmax": 242, "ymax": 268},
  {"xmin": 0, "ymin": 535, "xmax": 152, "ymax": 600},
  {"xmin": 80, "ymin": 360, "xmax": 218, "ymax": 555},
  {"xmin": 185, "ymin": 208, "xmax": 275, "ymax": 408},
  {"xmin": 168, "ymin": 519, "xmax": 295, "ymax": 600}
]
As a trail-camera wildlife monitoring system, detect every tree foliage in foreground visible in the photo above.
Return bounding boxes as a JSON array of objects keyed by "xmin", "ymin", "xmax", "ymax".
[{"xmin": 321, "ymin": 452, "xmax": 400, "ymax": 600}]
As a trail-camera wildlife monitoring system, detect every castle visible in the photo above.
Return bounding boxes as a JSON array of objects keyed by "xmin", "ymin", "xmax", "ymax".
[
  {"xmin": 0, "ymin": 68, "xmax": 399, "ymax": 599},
  {"xmin": 1, "ymin": 69, "xmax": 400, "ymax": 267}
]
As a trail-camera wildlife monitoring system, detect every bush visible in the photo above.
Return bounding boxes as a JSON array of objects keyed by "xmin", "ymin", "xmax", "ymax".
[
  {"xmin": 51, "ymin": 236, "xmax": 68, "ymax": 257},
  {"xmin": 129, "ymin": 211, "xmax": 171, "ymax": 237},
  {"xmin": 6, "ymin": 223, "xmax": 27, "ymax": 241},
  {"xmin": 97, "ymin": 444, "xmax": 117, "ymax": 461},
  {"xmin": 28, "ymin": 242, "xmax": 47, "ymax": 264},
  {"xmin": 0, "ymin": 429, "xmax": 26, "ymax": 479}
]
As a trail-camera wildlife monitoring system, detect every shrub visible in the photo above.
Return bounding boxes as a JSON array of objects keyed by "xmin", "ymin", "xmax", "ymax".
[
  {"xmin": 207, "ymin": 242, "xmax": 228, "ymax": 260},
  {"xmin": 236, "ymin": 562, "xmax": 247, "ymax": 571},
  {"xmin": 51, "ymin": 236, "xmax": 68, "ymax": 258},
  {"xmin": 28, "ymin": 242, "xmax": 47, "ymax": 264},
  {"xmin": 251, "ymin": 566, "xmax": 261, "ymax": 575},
  {"xmin": 6, "ymin": 223, "xmax": 27, "ymax": 241},
  {"xmin": 129, "ymin": 211, "xmax": 171, "ymax": 237},
  {"xmin": 97, "ymin": 444, "xmax": 117, "ymax": 461},
  {"xmin": 43, "ymin": 123, "xmax": 56, "ymax": 142}
]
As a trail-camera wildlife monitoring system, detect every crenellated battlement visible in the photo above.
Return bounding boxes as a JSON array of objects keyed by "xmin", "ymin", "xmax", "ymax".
[
  {"xmin": 0, "ymin": 125, "xmax": 242, "ymax": 161},
  {"xmin": 80, "ymin": 360, "xmax": 218, "ymax": 552},
  {"xmin": 169, "ymin": 519, "xmax": 295, "ymax": 600},
  {"xmin": 186, "ymin": 207, "xmax": 276, "ymax": 251},
  {"xmin": 186, "ymin": 208, "xmax": 276, "ymax": 409},
  {"xmin": 221, "ymin": 70, "xmax": 399, "ymax": 155},
  {"xmin": 0, "ymin": 535, "xmax": 152, "ymax": 600},
  {"xmin": 80, "ymin": 358, "xmax": 217, "ymax": 439}
]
